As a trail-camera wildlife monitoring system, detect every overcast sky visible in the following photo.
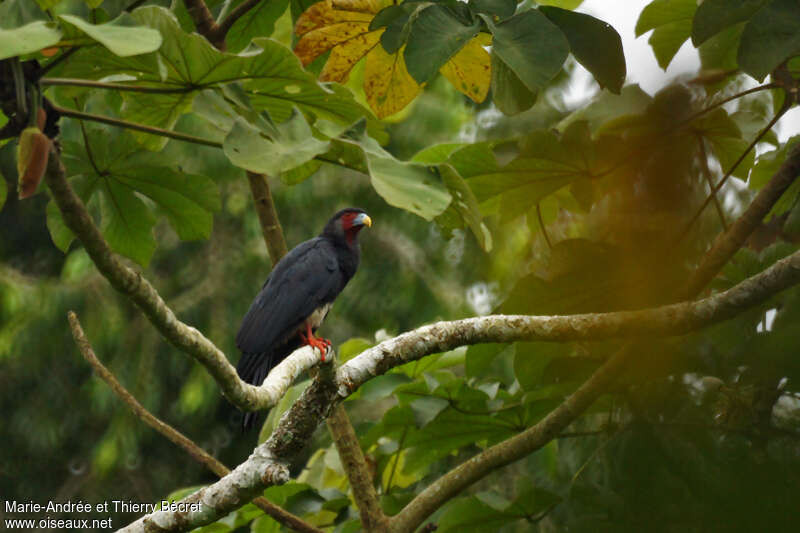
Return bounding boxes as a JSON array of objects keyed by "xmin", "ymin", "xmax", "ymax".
[{"xmin": 575, "ymin": 0, "xmax": 799, "ymax": 142}]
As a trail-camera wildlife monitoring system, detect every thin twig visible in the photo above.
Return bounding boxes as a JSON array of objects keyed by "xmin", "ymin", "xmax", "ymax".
[
  {"xmin": 696, "ymin": 135, "xmax": 728, "ymax": 231},
  {"xmin": 66, "ymin": 311, "xmax": 324, "ymax": 533},
  {"xmin": 673, "ymin": 100, "xmax": 790, "ymax": 247},
  {"xmin": 677, "ymin": 84, "xmax": 777, "ymax": 128},
  {"xmin": 536, "ymin": 202, "xmax": 552, "ymax": 249}
]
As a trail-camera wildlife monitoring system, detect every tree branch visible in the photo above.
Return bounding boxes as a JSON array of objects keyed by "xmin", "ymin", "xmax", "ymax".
[
  {"xmin": 326, "ymin": 406, "xmax": 389, "ymax": 532},
  {"xmin": 246, "ymin": 171, "xmax": 289, "ymax": 264},
  {"xmin": 67, "ymin": 311, "xmax": 324, "ymax": 533},
  {"xmin": 183, "ymin": 0, "xmax": 222, "ymax": 47},
  {"xmin": 118, "ymin": 351, "xmax": 339, "ymax": 533},
  {"xmin": 117, "ymin": 244, "xmax": 800, "ymax": 531},
  {"xmin": 685, "ymin": 143, "xmax": 800, "ymax": 297},
  {"xmin": 44, "ymin": 145, "xmax": 319, "ymax": 413}
]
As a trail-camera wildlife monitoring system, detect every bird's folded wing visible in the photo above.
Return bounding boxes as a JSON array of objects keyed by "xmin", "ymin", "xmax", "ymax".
[{"xmin": 236, "ymin": 239, "xmax": 341, "ymax": 354}]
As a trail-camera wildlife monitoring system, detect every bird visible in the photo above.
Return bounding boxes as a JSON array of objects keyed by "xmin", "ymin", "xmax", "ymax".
[{"xmin": 235, "ymin": 207, "xmax": 372, "ymax": 430}]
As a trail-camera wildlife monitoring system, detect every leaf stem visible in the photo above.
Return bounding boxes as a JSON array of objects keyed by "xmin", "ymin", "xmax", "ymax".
[
  {"xmin": 50, "ymin": 103, "xmax": 223, "ymax": 148},
  {"xmin": 41, "ymin": 77, "xmax": 195, "ymax": 94},
  {"xmin": 696, "ymin": 135, "xmax": 728, "ymax": 231},
  {"xmin": 673, "ymin": 100, "xmax": 790, "ymax": 246}
]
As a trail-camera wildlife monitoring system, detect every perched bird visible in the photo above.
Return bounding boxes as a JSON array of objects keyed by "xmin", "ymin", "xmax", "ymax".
[{"xmin": 235, "ymin": 208, "xmax": 372, "ymax": 429}]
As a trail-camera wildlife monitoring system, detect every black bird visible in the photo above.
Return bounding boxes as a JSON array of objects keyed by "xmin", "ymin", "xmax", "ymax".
[{"xmin": 235, "ymin": 208, "xmax": 372, "ymax": 429}]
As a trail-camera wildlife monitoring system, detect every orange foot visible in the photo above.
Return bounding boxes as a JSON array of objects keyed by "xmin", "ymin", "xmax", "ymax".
[{"xmin": 301, "ymin": 323, "xmax": 331, "ymax": 361}]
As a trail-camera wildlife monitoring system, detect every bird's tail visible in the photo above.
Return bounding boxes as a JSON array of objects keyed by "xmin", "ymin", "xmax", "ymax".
[
  {"xmin": 236, "ymin": 350, "xmax": 275, "ymax": 432},
  {"xmin": 236, "ymin": 340, "xmax": 300, "ymax": 431}
]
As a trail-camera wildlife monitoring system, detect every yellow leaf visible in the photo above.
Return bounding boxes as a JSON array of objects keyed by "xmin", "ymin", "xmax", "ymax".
[
  {"xmin": 320, "ymin": 29, "xmax": 383, "ymax": 82},
  {"xmin": 440, "ymin": 35, "xmax": 491, "ymax": 103},
  {"xmin": 364, "ymin": 44, "xmax": 420, "ymax": 118},
  {"xmin": 295, "ymin": 0, "xmax": 376, "ymax": 36},
  {"xmin": 295, "ymin": 21, "xmax": 374, "ymax": 66}
]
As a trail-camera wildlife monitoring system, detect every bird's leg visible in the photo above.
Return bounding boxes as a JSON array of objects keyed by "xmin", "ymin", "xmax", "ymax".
[{"xmin": 301, "ymin": 321, "xmax": 331, "ymax": 361}]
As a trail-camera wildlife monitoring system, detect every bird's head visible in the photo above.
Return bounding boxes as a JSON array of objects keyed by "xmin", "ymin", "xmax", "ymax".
[{"xmin": 323, "ymin": 207, "xmax": 372, "ymax": 245}]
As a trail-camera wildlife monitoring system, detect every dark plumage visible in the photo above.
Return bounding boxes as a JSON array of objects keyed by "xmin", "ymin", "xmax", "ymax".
[{"xmin": 236, "ymin": 208, "xmax": 371, "ymax": 429}]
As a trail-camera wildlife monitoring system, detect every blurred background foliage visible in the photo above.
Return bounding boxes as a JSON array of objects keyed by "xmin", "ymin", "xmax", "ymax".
[{"xmin": 2, "ymin": 0, "xmax": 800, "ymax": 532}]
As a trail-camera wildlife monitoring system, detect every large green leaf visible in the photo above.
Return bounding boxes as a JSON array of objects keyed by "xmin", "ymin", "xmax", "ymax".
[
  {"xmin": 749, "ymin": 136, "xmax": 800, "ymax": 216},
  {"xmin": 53, "ymin": 7, "xmax": 383, "ymax": 145},
  {"xmin": 436, "ymin": 497, "xmax": 519, "ymax": 533},
  {"xmin": 404, "ymin": 5, "xmax": 480, "ymax": 84},
  {"xmin": 223, "ymin": 110, "xmax": 330, "ymax": 176},
  {"xmin": 464, "ymin": 123, "xmax": 602, "ymax": 219},
  {"xmin": 307, "ymin": 121, "xmax": 452, "ymax": 220},
  {"xmin": 487, "ymin": 9, "xmax": 570, "ymax": 92},
  {"xmin": 540, "ymin": 7, "xmax": 626, "ymax": 93},
  {"xmin": 59, "ymin": 121, "xmax": 220, "ymax": 264},
  {"xmin": 635, "ymin": 0, "xmax": 696, "ymax": 69},
  {"xmin": 0, "ymin": 0, "xmax": 48, "ymax": 29},
  {"xmin": 58, "ymin": 13, "xmax": 162, "ymax": 57},
  {"xmin": 97, "ymin": 178, "xmax": 157, "ymax": 266},
  {"xmin": 0, "ymin": 21, "xmax": 61, "ymax": 60},
  {"xmin": 437, "ymin": 485, "xmax": 562, "ymax": 532},
  {"xmin": 226, "ymin": 0, "xmax": 290, "ymax": 53},
  {"xmin": 691, "ymin": 0, "xmax": 768, "ymax": 45},
  {"xmin": 738, "ymin": 0, "xmax": 800, "ymax": 81},
  {"xmin": 468, "ymin": 0, "xmax": 516, "ymax": 20},
  {"xmin": 693, "ymin": 108, "xmax": 753, "ymax": 180},
  {"xmin": 490, "ymin": 52, "xmax": 538, "ymax": 115}
]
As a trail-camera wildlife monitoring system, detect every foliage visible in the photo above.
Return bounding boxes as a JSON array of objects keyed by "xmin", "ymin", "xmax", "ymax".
[{"xmin": 1, "ymin": 0, "xmax": 800, "ymax": 531}]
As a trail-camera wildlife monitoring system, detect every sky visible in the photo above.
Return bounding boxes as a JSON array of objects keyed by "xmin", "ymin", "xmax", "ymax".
[{"xmin": 574, "ymin": 0, "xmax": 799, "ymax": 142}]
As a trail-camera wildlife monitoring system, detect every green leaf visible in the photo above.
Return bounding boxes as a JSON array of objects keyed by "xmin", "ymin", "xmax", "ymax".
[
  {"xmin": 59, "ymin": 121, "xmax": 220, "ymax": 262},
  {"xmin": 53, "ymin": 7, "xmax": 384, "ymax": 144},
  {"xmin": 113, "ymin": 167, "xmax": 220, "ymax": 240},
  {"xmin": 0, "ymin": 21, "xmax": 62, "ymax": 60},
  {"xmin": 635, "ymin": 0, "xmax": 696, "ymax": 69},
  {"xmin": 490, "ymin": 52, "xmax": 538, "ymax": 115},
  {"xmin": 738, "ymin": 0, "xmax": 800, "ymax": 81},
  {"xmin": 313, "ymin": 122, "xmax": 451, "ymax": 220},
  {"xmin": 514, "ymin": 341, "xmax": 569, "ymax": 391},
  {"xmin": 465, "ymin": 125, "xmax": 598, "ymax": 219},
  {"xmin": 698, "ymin": 22, "xmax": 744, "ymax": 73},
  {"xmin": 487, "ymin": 9, "xmax": 570, "ymax": 91},
  {"xmin": 438, "ymin": 165, "xmax": 492, "ymax": 251},
  {"xmin": 223, "ymin": 111, "xmax": 330, "ymax": 176},
  {"xmin": 0, "ymin": 0, "xmax": 48, "ymax": 29},
  {"xmin": 693, "ymin": 108, "xmax": 753, "ymax": 180},
  {"xmin": 749, "ymin": 136, "xmax": 800, "ymax": 216},
  {"xmin": 226, "ymin": 0, "xmax": 290, "ymax": 53},
  {"xmin": 537, "ymin": 0, "xmax": 583, "ymax": 8},
  {"xmin": 404, "ymin": 5, "xmax": 480, "ymax": 84},
  {"xmin": 58, "ymin": 13, "xmax": 162, "ymax": 57},
  {"xmin": 98, "ymin": 179, "xmax": 157, "ymax": 266},
  {"xmin": 557, "ymin": 84, "xmax": 651, "ymax": 133},
  {"xmin": 46, "ymin": 200, "xmax": 75, "ymax": 252},
  {"xmin": 540, "ymin": 7, "xmax": 626, "ymax": 93},
  {"xmin": 691, "ymin": 0, "xmax": 768, "ymax": 45},
  {"xmin": 436, "ymin": 496, "xmax": 519, "ymax": 533},
  {"xmin": 468, "ymin": 0, "xmax": 516, "ymax": 20},
  {"xmin": 367, "ymin": 154, "xmax": 452, "ymax": 221}
]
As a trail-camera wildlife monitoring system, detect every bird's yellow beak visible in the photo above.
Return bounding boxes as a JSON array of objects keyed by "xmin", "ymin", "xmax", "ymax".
[{"xmin": 356, "ymin": 213, "xmax": 372, "ymax": 227}]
